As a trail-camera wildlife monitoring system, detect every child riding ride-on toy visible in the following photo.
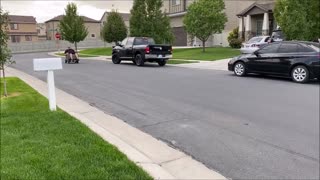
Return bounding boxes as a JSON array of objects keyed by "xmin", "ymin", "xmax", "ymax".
[{"xmin": 64, "ymin": 47, "xmax": 79, "ymax": 64}]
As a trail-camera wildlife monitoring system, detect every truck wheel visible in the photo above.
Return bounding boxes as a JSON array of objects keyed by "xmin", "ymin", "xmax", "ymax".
[
  {"xmin": 158, "ymin": 60, "xmax": 166, "ymax": 66},
  {"xmin": 112, "ymin": 53, "xmax": 121, "ymax": 64},
  {"xmin": 135, "ymin": 54, "xmax": 144, "ymax": 66}
]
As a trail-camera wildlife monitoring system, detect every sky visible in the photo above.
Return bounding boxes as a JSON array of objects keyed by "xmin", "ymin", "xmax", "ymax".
[{"xmin": 1, "ymin": 0, "xmax": 134, "ymax": 23}]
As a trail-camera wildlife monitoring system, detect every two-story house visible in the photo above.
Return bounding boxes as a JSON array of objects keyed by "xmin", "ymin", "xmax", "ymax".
[
  {"xmin": 100, "ymin": 11, "xmax": 131, "ymax": 34},
  {"xmin": 8, "ymin": 15, "xmax": 38, "ymax": 43},
  {"xmin": 36, "ymin": 23, "xmax": 47, "ymax": 41},
  {"xmin": 163, "ymin": 0, "xmax": 276, "ymax": 46},
  {"xmin": 45, "ymin": 15, "xmax": 101, "ymax": 40}
]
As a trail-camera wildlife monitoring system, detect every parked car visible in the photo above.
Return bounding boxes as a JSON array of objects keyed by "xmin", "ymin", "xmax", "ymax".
[
  {"xmin": 228, "ymin": 41, "xmax": 320, "ymax": 83},
  {"xmin": 240, "ymin": 36, "xmax": 270, "ymax": 54},
  {"xmin": 269, "ymin": 29, "xmax": 285, "ymax": 42},
  {"xmin": 112, "ymin": 37, "xmax": 172, "ymax": 66}
]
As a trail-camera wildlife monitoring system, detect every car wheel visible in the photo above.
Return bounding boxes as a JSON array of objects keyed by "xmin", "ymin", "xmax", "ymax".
[
  {"xmin": 135, "ymin": 54, "xmax": 144, "ymax": 66},
  {"xmin": 291, "ymin": 65, "xmax": 309, "ymax": 83},
  {"xmin": 158, "ymin": 60, "xmax": 166, "ymax": 66},
  {"xmin": 234, "ymin": 62, "xmax": 246, "ymax": 76},
  {"xmin": 112, "ymin": 53, "xmax": 121, "ymax": 64}
]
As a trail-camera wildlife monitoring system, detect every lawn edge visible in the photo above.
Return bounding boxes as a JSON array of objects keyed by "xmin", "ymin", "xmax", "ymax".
[{"xmin": 5, "ymin": 67, "xmax": 227, "ymax": 180}]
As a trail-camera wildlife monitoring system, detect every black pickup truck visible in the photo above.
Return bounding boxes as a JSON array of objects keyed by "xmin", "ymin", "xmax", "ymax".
[{"xmin": 112, "ymin": 37, "xmax": 172, "ymax": 66}]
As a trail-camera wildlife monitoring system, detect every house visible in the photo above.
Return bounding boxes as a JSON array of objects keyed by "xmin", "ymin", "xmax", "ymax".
[
  {"xmin": 237, "ymin": 2, "xmax": 276, "ymax": 41},
  {"xmin": 7, "ymin": 15, "xmax": 38, "ymax": 43},
  {"xmin": 100, "ymin": 11, "xmax": 131, "ymax": 31},
  {"xmin": 162, "ymin": 0, "xmax": 275, "ymax": 46},
  {"xmin": 36, "ymin": 23, "xmax": 47, "ymax": 41},
  {"xmin": 44, "ymin": 15, "xmax": 101, "ymax": 40}
]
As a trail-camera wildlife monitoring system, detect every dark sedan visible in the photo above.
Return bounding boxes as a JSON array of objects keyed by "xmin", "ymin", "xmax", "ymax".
[{"xmin": 228, "ymin": 41, "xmax": 320, "ymax": 83}]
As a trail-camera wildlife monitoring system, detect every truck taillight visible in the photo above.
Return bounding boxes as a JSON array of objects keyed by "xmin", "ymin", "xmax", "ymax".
[{"xmin": 145, "ymin": 46, "xmax": 150, "ymax": 54}]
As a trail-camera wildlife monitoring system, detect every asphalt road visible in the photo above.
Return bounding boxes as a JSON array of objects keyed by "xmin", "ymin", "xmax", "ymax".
[{"xmin": 10, "ymin": 52, "xmax": 320, "ymax": 179}]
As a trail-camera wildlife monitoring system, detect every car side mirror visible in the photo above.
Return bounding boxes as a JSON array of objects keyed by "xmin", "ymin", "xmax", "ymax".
[{"xmin": 116, "ymin": 41, "xmax": 122, "ymax": 47}]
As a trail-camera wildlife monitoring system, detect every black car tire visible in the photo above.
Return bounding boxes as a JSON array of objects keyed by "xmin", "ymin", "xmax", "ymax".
[
  {"xmin": 234, "ymin": 62, "xmax": 246, "ymax": 76},
  {"xmin": 112, "ymin": 53, "xmax": 121, "ymax": 64},
  {"xmin": 135, "ymin": 54, "xmax": 144, "ymax": 66},
  {"xmin": 158, "ymin": 60, "xmax": 166, "ymax": 66},
  {"xmin": 291, "ymin": 65, "xmax": 309, "ymax": 83}
]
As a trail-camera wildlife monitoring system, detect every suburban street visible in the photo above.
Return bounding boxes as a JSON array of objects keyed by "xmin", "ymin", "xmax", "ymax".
[{"xmin": 11, "ymin": 52, "xmax": 319, "ymax": 179}]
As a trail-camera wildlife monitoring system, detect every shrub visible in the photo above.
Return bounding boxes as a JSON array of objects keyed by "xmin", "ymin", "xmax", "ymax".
[{"xmin": 228, "ymin": 27, "xmax": 242, "ymax": 48}]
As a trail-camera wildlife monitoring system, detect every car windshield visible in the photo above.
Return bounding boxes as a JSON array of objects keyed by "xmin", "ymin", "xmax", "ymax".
[
  {"xmin": 247, "ymin": 37, "xmax": 263, "ymax": 44},
  {"xmin": 308, "ymin": 44, "xmax": 320, "ymax": 52},
  {"xmin": 272, "ymin": 30, "xmax": 284, "ymax": 39},
  {"xmin": 134, "ymin": 38, "xmax": 155, "ymax": 45}
]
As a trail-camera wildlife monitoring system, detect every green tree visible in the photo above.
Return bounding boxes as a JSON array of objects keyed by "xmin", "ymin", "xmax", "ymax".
[
  {"xmin": 0, "ymin": 7, "xmax": 14, "ymax": 97},
  {"xmin": 59, "ymin": 3, "xmax": 88, "ymax": 52},
  {"xmin": 101, "ymin": 10, "xmax": 127, "ymax": 44},
  {"xmin": 274, "ymin": 0, "xmax": 320, "ymax": 41},
  {"xmin": 183, "ymin": 0, "xmax": 227, "ymax": 52},
  {"xmin": 130, "ymin": 0, "xmax": 174, "ymax": 44}
]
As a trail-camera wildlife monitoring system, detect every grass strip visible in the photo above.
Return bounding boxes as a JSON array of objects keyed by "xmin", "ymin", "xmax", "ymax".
[{"xmin": 0, "ymin": 77, "xmax": 152, "ymax": 179}]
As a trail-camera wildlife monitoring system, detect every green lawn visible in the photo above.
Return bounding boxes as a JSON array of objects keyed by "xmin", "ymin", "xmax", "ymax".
[
  {"xmin": 172, "ymin": 47, "xmax": 240, "ymax": 61},
  {"xmin": 167, "ymin": 60, "xmax": 199, "ymax": 64},
  {"xmin": 55, "ymin": 53, "xmax": 98, "ymax": 58},
  {"xmin": 80, "ymin": 47, "xmax": 240, "ymax": 61},
  {"xmin": 79, "ymin": 47, "xmax": 113, "ymax": 56},
  {"xmin": 0, "ymin": 77, "xmax": 152, "ymax": 180}
]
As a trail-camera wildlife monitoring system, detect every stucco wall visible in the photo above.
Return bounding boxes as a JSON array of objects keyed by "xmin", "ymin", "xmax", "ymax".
[{"xmin": 46, "ymin": 21, "xmax": 101, "ymax": 40}]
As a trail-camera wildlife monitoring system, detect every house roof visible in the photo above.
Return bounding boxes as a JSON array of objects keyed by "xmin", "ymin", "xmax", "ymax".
[
  {"xmin": 8, "ymin": 15, "xmax": 37, "ymax": 24},
  {"xmin": 100, "ymin": 11, "xmax": 131, "ymax": 22},
  {"xmin": 45, "ymin": 15, "xmax": 100, "ymax": 23},
  {"xmin": 237, "ymin": 2, "xmax": 275, "ymax": 16}
]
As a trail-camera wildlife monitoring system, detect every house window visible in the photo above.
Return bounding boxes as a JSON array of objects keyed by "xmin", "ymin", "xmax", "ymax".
[
  {"xmin": 91, "ymin": 34, "xmax": 95, "ymax": 38},
  {"xmin": 25, "ymin": 35, "xmax": 32, "ymax": 41},
  {"xmin": 11, "ymin": 35, "xmax": 21, "ymax": 43},
  {"xmin": 172, "ymin": 0, "xmax": 181, "ymax": 5},
  {"xmin": 10, "ymin": 23, "xmax": 18, "ymax": 30},
  {"xmin": 256, "ymin": 20, "xmax": 263, "ymax": 36}
]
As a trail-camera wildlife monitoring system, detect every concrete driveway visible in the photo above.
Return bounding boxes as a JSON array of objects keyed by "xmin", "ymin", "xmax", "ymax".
[{"xmin": 9, "ymin": 52, "xmax": 320, "ymax": 179}]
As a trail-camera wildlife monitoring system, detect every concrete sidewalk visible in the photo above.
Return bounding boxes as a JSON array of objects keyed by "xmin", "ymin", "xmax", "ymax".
[
  {"xmin": 170, "ymin": 58, "xmax": 231, "ymax": 71},
  {"xmin": 5, "ymin": 67, "xmax": 227, "ymax": 180}
]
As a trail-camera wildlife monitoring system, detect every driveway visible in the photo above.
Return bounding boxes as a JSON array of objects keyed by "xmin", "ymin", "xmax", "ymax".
[{"xmin": 9, "ymin": 52, "xmax": 320, "ymax": 179}]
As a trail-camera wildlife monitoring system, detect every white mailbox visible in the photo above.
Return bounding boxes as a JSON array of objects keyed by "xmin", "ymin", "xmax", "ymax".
[
  {"xmin": 33, "ymin": 58, "xmax": 63, "ymax": 111},
  {"xmin": 33, "ymin": 58, "xmax": 62, "ymax": 71}
]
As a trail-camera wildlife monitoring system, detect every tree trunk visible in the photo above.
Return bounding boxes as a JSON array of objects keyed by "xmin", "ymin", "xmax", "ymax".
[
  {"xmin": 1, "ymin": 65, "xmax": 8, "ymax": 97},
  {"xmin": 202, "ymin": 40, "xmax": 205, "ymax": 52},
  {"xmin": 74, "ymin": 42, "xmax": 78, "ymax": 52}
]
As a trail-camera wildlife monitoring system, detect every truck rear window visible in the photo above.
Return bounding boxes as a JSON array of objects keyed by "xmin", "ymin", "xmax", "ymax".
[{"xmin": 134, "ymin": 38, "xmax": 155, "ymax": 45}]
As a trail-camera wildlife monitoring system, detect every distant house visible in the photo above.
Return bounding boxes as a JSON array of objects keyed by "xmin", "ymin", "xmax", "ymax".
[
  {"xmin": 237, "ymin": 2, "xmax": 276, "ymax": 41},
  {"xmin": 36, "ymin": 23, "xmax": 47, "ymax": 41},
  {"xmin": 7, "ymin": 15, "xmax": 38, "ymax": 43},
  {"xmin": 44, "ymin": 15, "xmax": 101, "ymax": 40},
  {"xmin": 100, "ymin": 11, "xmax": 131, "ymax": 34},
  {"xmin": 162, "ymin": 0, "xmax": 275, "ymax": 46}
]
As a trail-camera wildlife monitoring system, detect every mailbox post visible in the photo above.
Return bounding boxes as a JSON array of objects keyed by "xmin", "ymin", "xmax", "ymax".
[{"xmin": 33, "ymin": 58, "xmax": 62, "ymax": 111}]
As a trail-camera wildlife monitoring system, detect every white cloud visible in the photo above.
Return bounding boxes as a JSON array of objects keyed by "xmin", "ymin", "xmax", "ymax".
[{"xmin": 1, "ymin": 0, "xmax": 133, "ymax": 23}]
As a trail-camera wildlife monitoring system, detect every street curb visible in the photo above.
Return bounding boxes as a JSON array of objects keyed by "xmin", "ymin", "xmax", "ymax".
[{"xmin": 6, "ymin": 67, "xmax": 227, "ymax": 180}]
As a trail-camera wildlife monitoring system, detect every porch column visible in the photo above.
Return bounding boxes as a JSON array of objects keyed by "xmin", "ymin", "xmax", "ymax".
[
  {"xmin": 245, "ymin": 15, "xmax": 251, "ymax": 41},
  {"xmin": 262, "ymin": 13, "xmax": 269, "ymax": 36},
  {"xmin": 238, "ymin": 17, "xmax": 243, "ymax": 39}
]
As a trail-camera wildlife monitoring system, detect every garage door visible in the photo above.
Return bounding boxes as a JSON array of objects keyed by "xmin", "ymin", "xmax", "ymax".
[{"xmin": 172, "ymin": 27, "xmax": 187, "ymax": 46}]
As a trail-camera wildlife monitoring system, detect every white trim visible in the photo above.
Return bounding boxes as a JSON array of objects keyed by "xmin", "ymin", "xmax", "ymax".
[{"xmin": 168, "ymin": 11, "xmax": 187, "ymax": 17}]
